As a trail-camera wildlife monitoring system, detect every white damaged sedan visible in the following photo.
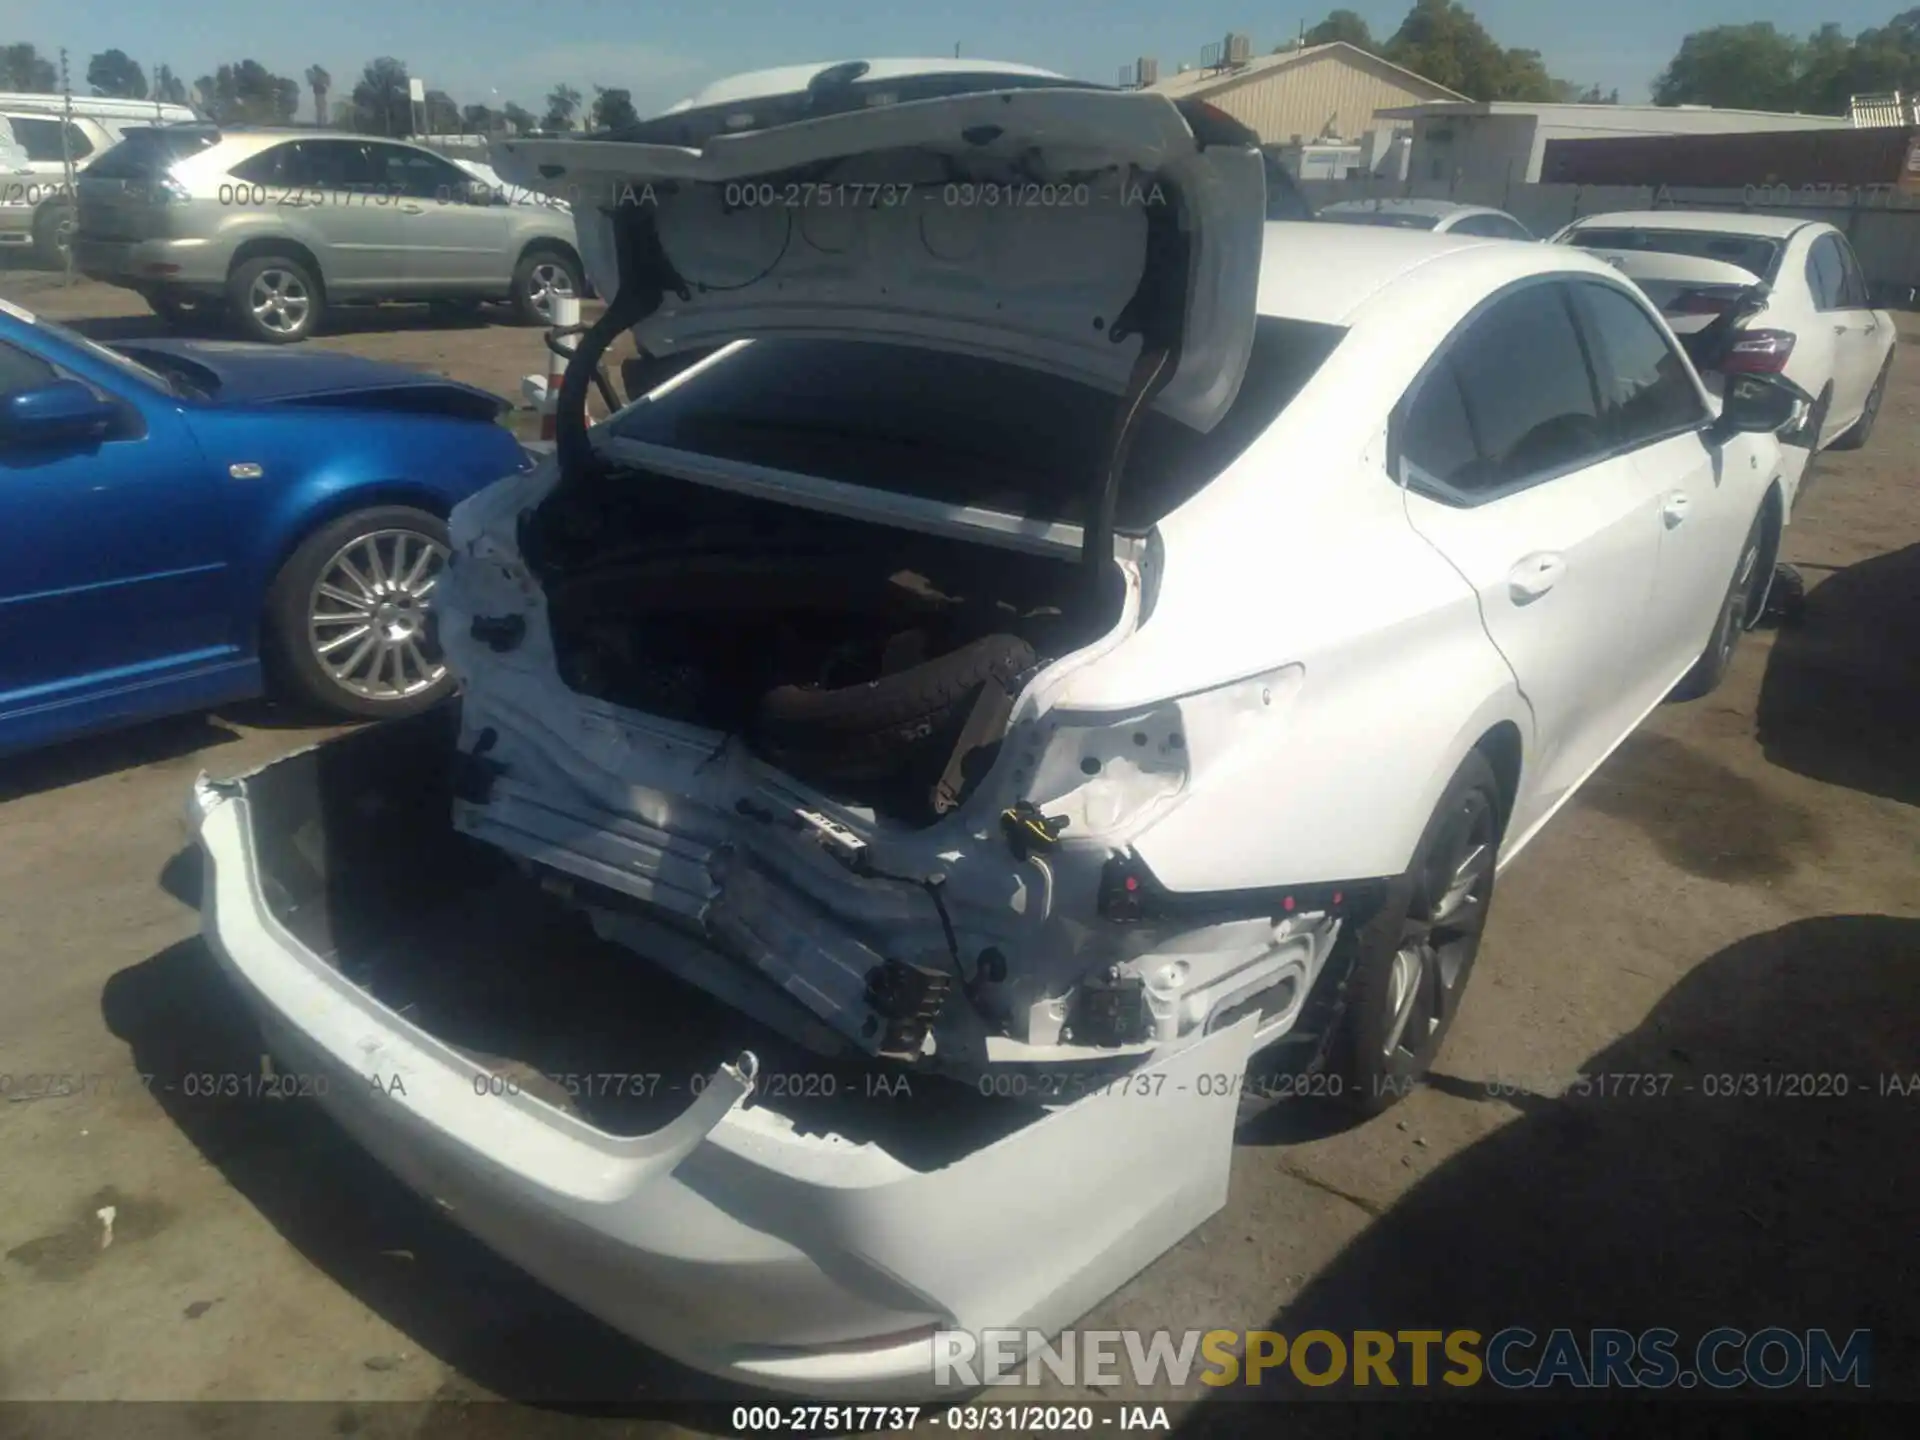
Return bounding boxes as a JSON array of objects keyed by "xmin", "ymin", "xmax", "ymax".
[{"xmin": 189, "ymin": 60, "xmax": 1801, "ymax": 1397}]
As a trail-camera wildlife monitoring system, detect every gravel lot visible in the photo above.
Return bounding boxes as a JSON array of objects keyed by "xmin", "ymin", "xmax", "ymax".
[{"xmin": 1, "ymin": 268, "xmax": 1915, "ymax": 1431}]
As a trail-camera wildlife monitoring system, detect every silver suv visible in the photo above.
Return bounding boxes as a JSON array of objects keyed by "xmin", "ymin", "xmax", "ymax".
[{"xmin": 74, "ymin": 125, "xmax": 584, "ymax": 343}]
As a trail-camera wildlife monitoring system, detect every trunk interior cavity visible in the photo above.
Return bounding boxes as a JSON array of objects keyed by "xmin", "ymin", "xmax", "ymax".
[{"xmin": 518, "ymin": 468, "xmax": 1128, "ymax": 825}]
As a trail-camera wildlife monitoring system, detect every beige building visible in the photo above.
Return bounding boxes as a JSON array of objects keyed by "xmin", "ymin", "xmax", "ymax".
[{"xmin": 1144, "ymin": 41, "xmax": 1467, "ymax": 147}]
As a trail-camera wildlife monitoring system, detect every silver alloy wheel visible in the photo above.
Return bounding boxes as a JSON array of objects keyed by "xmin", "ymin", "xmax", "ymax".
[
  {"xmin": 249, "ymin": 267, "xmax": 312, "ymax": 336},
  {"xmin": 526, "ymin": 260, "xmax": 575, "ymax": 319},
  {"xmin": 307, "ymin": 528, "xmax": 450, "ymax": 701},
  {"xmin": 1381, "ymin": 796, "xmax": 1495, "ymax": 1060}
]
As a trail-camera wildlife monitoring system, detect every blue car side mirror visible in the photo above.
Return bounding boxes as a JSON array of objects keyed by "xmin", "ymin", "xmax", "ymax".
[{"xmin": 0, "ymin": 380, "xmax": 118, "ymax": 446}]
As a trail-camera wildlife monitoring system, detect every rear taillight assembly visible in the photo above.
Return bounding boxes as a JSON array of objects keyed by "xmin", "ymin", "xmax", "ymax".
[{"xmin": 1720, "ymin": 329, "xmax": 1796, "ymax": 375}]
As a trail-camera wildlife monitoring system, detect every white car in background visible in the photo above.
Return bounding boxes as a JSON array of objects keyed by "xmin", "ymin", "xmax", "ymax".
[
  {"xmin": 189, "ymin": 62, "xmax": 1799, "ymax": 1396},
  {"xmin": 1553, "ymin": 211, "xmax": 1896, "ymax": 511},
  {"xmin": 1321, "ymin": 196, "xmax": 1534, "ymax": 240}
]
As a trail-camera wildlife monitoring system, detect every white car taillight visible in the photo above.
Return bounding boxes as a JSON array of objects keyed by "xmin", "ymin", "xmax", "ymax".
[{"xmin": 1017, "ymin": 664, "xmax": 1305, "ymax": 841}]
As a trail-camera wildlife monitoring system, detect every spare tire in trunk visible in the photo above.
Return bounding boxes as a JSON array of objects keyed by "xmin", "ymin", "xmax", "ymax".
[{"xmin": 755, "ymin": 632, "xmax": 1038, "ymax": 781}]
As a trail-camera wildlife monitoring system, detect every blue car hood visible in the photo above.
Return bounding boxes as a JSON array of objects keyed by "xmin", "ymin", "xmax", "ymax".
[{"xmin": 114, "ymin": 339, "xmax": 510, "ymax": 421}]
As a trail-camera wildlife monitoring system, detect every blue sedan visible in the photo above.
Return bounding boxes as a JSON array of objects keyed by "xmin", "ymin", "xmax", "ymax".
[{"xmin": 0, "ymin": 295, "xmax": 530, "ymax": 757}]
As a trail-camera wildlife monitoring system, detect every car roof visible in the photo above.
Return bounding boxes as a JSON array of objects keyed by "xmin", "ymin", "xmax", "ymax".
[
  {"xmin": 665, "ymin": 58, "xmax": 1070, "ymax": 111},
  {"xmin": 1565, "ymin": 210, "xmax": 1811, "ymax": 240},
  {"xmin": 1255, "ymin": 222, "xmax": 1617, "ymax": 324}
]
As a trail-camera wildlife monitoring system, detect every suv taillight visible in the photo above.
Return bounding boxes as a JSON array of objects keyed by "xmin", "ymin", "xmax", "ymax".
[{"xmin": 1721, "ymin": 329, "xmax": 1796, "ymax": 375}]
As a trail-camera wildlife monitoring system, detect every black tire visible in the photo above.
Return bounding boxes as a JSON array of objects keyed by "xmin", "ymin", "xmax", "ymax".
[
  {"xmin": 427, "ymin": 297, "xmax": 486, "ymax": 325},
  {"xmin": 31, "ymin": 199, "xmax": 73, "ymax": 269},
  {"xmin": 1323, "ymin": 750, "xmax": 1503, "ymax": 1118},
  {"xmin": 146, "ymin": 293, "xmax": 225, "ymax": 333},
  {"xmin": 1829, "ymin": 353, "xmax": 1892, "ymax": 451},
  {"xmin": 265, "ymin": 506, "xmax": 455, "ymax": 720},
  {"xmin": 1670, "ymin": 503, "xmax": 1770, "ymax": 702},
  {"xmin": 755, "ymin": 633, "xmax": 1037, "ymax": 774},
  {"xmin": 511, "ymin": 246, "xmax": 584, "ymax": 327},
  {"xmin": 1760, "ymin": 562, "xmax": 1807, "ymax": 629},
  {"xmin": 226, "ymin": 254, "xmax": 324, "ymax": 344}
]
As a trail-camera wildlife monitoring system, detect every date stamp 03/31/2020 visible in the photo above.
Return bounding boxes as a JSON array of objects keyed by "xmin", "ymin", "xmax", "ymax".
[{"xmin": 8, "ymin": 1065, "xmax": 1920, "ymax": 1107}]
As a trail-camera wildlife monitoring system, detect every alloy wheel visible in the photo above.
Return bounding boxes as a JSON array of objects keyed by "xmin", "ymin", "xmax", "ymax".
[
  {"xmin": 249, "ymin": 267, "xmax": 312, "ymax": 336},
  {"xmin": 526, "ymin": 261, "xmax": 576, "ymax": 320},
  {"xmin": 306, "ymin": 528, "xmax": 450, "ymax": 701},
  {"xmin": 1380, "ymin": 790, "xmax": 1496, "ymax": 1061}
]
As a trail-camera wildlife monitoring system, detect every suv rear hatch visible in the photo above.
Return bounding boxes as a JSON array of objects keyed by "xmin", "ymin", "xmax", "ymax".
[{"xmin": 75, "ymin": 123, "xmax": 219, "ymax": 242}]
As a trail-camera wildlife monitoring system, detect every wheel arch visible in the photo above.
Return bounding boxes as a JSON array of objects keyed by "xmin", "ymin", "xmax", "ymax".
[
  {"xmin": 516, "ymin": 234, "xmax": 583, "ymax": 274},
  {"xmin": 1470, "ymin": 719, "xmax": 1525, "ymax": 842},
  {"xmin": 229, "ymin": 238, "xmax": 327, "ymax": 295}
]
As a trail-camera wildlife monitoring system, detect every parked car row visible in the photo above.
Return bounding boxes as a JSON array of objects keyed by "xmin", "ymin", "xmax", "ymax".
[
  {"xmin": 70, "ymin": 123, "xmax": 586, "ymax": 343},
  {"xmin": 177, "ymin": 60, "xmax": 1823, "ymax": 1400},
  {"xmin": 0, "ymin": 91, "xmax": 198, "ymax": 266}
]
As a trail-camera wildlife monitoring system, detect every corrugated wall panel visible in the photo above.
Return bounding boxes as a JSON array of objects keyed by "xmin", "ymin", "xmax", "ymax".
[{"xmin": 1204, "ymin": 55, "xmax": 1436, "ymax": 145}]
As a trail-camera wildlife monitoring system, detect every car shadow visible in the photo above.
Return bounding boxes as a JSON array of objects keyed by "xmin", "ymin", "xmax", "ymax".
[
  {"xmin": 1175, "ymin": 915, "xmax": 1920, "ymax": 1422},
  {"xmin": 0, "ymin": 710, "xmax": 239, "ymax": 803},
  {"xmin": 98, "ymin": 929, "xmax": 769, "ymax": 1413},
  {"xmin": 1756, "ymin": 542, "xmax": 1920, "ymax": 808}
]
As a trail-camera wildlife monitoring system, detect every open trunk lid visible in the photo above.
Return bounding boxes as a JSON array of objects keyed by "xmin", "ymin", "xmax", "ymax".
[
  {"xmin": 1579, "ymin": 249, "xmax": 1768, "ymax": 335},
  {"xmin": 490, "ymin": 69, "xmax": 1266, "ymax": 432}
]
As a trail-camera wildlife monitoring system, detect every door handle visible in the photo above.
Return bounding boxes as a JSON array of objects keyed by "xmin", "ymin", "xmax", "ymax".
[
  {"xmin": 1507, "ymin": 552, "xmax": 1565, "ymax": 604},
  {"xmin": 1834, "ymin": 322, "xmax": 1849, "ymax": 335},
  {"xmin": 400, "ymin": 202, "xmax": 425, "ymax": 215},
  {"xmin": 1662, "ymin": 491, "xmax": 1691, "ymax": 527}
]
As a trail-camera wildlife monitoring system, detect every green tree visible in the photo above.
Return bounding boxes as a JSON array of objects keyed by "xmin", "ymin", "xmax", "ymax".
[
  {"xmin": 152, "ymin": 64, "xmax": 188, "ymax": 106},
  {"xmin": 542, "ymin": 83, "xmax": 582, "ymax": 132},
  {"xmin": 1651, "ymin": 23, "xmax": 1805, "ymax": 110},
  {"xmin": 590, "ymin": 84, "xmax": 639, "ymax": 130},
  {"xmin": 305, "ymin": 64, "xmax": 331, "ymax": 126},
  {"xmin": 87, "ymin": 49, "xmax": 147, "ymax": 99},
  {"xmin": 461, "ymin": 103, "xmax": 499, "ymax": 133},
  {"xmin": 351, "ymin": 57, "xmax": 411, "ymax": 135},
  {"xmin": 0, "ymin": 43, "xmax": 57, "ymax": 91},
  {"xmin": 424, "ymin": 88, "xmax": 461, "ymax": 133},
  {"xmin": 1381, "ymin": 0, "xmax": 1556, "ymax": 101},
  {"xmin": 195, "ymin": 60, "xmax": 299, "ymax": 124},
  {"xmin": 501, "ymin": 101, "xmax": 536, "ymax": 135},
  {"xmin": 1305, "ymin": 10, "xmax": 1376, "ymax": 52}
]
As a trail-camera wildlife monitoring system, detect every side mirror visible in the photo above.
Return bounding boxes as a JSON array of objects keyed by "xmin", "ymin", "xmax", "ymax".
[
  {"xmin": 0, "ymin": 380, "xmax": 118, "ymax": 446},
  {"xmin": 1710, "ymin": 373, "xmax": 1808, "ymax": 441}
]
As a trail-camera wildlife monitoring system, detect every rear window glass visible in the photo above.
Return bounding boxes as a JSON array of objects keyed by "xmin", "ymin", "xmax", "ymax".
[
  {"xmin": 607, "ymin": 317, "xmax": 1347, "ymax": 531},
  {"xmin": 1566, "ymin": 227, "xmax": 1781, "ymax": 279},
  {"xmin": 1323, "ymin": 209, "xmax": 1441, "ymax": 231},
  {"xmin": 82, "ymin": 127, "xmax": 219, "ymax": 180}
]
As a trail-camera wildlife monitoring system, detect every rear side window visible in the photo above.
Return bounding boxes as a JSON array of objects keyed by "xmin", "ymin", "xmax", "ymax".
[
  {"xmin": 228, "ymin": 143, "xmax": 296, "ymax": 185},
  {"xmin": 607, "ymin": 316, "xmax": 1349, "ymax": 531},
  {"xmin": 82, "ymin": 127, "xmax": 218, "ymax": 180},
  {"xmin": 1570, "ymin": 282, "xmax": 1707, "ymax": 445},
  {"xmin": 1806, "ymin": 236, "xmax": 1846, "ymax": 310},
  {"xmin": 1833, "ymin": 235, "xmax": 1871, "ymax": 308},
  {"xmin": 4, "ymin": 116, "xmax": 92, "ymax": 162},
  {"xmin": 1400, "ymin": 282, "xmax": 1605, "ymax": 498}
]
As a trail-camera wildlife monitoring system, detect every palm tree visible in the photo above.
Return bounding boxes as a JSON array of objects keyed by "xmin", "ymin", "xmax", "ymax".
[{"xmin": 305, "ymin": 64, "xmax": 331, "ymax": 126}]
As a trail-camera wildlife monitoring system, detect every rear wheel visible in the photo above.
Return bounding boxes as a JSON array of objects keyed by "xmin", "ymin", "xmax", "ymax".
[
  {"xmin": 266, "ymin": 506, "xmax": 454, "ymax": 719},
  {"xmin": 1323, "ymin": 751, "xmax": 1502, "ymax": 1117},
  {"xmin": 511, "ymin": 247, "xmax": 582, "ymax": 326},
  {"xmin": 227, "ymin": 255, "xmax": 324, "ymax": 343},
  {"xmin": 31, "ymin": 199, "xmax": 73, "ymax": 269},
  {"xmin": 1830, "ymin": 354, "xmax": 1892, "ymax": 451}
]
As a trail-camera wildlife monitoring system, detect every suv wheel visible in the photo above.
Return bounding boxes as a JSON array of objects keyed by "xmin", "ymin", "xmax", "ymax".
[
  {"xmin": 228, "ymin": 255, "xmax": 324, "ymax": 343},
  {"xmin": 511, "ymin": 247, "xmax": 582, "ymax": 326},
  {"xmin": 32, "ymin": 200, "xmax": 73, "ymax": 269}
]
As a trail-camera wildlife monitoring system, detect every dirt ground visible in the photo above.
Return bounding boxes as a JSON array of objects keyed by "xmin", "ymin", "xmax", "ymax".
[{"xmin": 0, "ymin": 268, "xmax": 1915, "ymax": 1433}]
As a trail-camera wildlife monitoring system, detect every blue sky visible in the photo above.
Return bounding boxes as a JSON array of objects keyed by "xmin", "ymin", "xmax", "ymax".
[{"xmin": 3, "ymin": 0, "xmax": 1907, "ymax": 115}]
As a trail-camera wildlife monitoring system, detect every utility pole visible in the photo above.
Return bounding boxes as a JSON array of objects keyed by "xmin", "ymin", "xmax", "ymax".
[{"xmin": 58, "ymin": 47, "xmax": 75, "ymax": 286}]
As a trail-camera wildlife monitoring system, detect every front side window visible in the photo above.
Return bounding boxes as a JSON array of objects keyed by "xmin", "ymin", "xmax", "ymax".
[
  {"xmin": 1570, "ymin": 282, "xmax": 1708, "ymax": 446},
  {"xmin": 0, "ymin": 337, "xmax": 58, "ymax": 396},
  {"xmin": 1405, "ymin": 281, "xmax": 1605, "ymax": 498}
]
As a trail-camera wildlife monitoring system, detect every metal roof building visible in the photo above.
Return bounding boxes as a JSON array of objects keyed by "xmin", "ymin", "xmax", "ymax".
[
  {"xmin": 1144, "ymin": 41, "xmax": 1466, "ymax": 147},
  {"xmin": 1379, "ymin": 100, "xmax": 1855, "ymax": 187}
]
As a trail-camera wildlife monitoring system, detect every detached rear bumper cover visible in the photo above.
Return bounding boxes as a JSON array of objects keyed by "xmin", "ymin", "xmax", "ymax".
[{"xmin": 190, "ymin": 727, "xmax": 1258, "ymax": 1398}]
